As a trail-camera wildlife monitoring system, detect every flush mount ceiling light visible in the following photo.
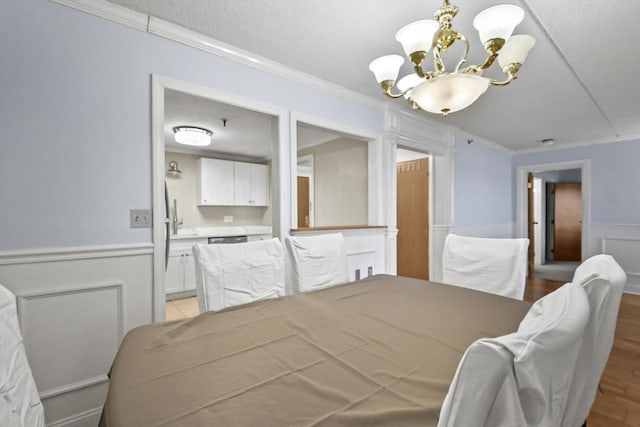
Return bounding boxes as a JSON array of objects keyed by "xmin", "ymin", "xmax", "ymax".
[
  {"xmin": 173, "ymin": 126, "xmax": 212, "ymax": 146},
  {"xmin": 369, "ymin": 0, "xmax": 536, "ymax": 116}
]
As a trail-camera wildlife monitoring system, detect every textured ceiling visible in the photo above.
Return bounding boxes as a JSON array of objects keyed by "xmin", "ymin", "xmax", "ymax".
[{"xmin": 110, "ymin": 0, "xmax": 640, "ymax": 152}]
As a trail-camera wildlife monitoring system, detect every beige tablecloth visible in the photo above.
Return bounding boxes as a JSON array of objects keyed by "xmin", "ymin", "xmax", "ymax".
[{"xmin": 100, "ymin": 275, "xmax": 531, "ymax": 427}]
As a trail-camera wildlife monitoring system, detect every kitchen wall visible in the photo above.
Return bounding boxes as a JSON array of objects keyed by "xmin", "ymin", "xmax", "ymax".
[
  {"xmin": 298, "ymin": 137, "xmax": 368, "ymax": 226},
  {"xmin": 164, "ymin": 152, "xmax": 271, "ymax": 228}
]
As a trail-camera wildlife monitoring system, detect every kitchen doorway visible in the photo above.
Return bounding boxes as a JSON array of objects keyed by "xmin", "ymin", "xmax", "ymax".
[{"xmin": 151, "ymin": 75, "xmax": 289, "ymax": 322}]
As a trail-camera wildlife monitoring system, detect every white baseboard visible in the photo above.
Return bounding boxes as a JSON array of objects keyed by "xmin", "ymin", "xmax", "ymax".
[{"xmin": 590, "ymin": 224, "xmax": 640, "ymax": 295}]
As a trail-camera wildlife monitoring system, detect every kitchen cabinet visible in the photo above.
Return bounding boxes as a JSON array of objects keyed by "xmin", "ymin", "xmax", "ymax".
[
  {"xmin": 197, "ymin": 158, "xmax": 234, "ymax": 205},
  {"xmin": 166, "ymin": 238, "xmax": 206, "ymax": 297},
  {"xmin": 198, "ymin": 158, "xmax": 269, "ymax": 206},
  {"xmin": 234, "ymin": 162, "xmax": 269, "ymax": 206}
]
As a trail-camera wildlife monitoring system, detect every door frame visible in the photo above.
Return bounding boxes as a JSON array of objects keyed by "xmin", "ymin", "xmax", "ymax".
[
  {"xmin": 296, "ymin": 154, "xmax": 315, "ymax": 227},
  {"xmin": 151, "ymin": 75, "xmax": 289, "ymax": 322},
  {"xmin": 516, "ymin": 160, "xmax": 591, "ymax": 262}
]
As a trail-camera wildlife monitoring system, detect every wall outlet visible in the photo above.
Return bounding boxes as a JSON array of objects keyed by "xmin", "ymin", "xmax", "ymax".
[
  {"xmin": 223, "ymin": 215, "xmax": 233, "ymax": 223},
  {"xmin": 130, "ymin": 209, "xmax": 152, "ymax": 228},
  {"xmin": 355, "ymin": 269, "xmax": 361, "ymax": 280}
]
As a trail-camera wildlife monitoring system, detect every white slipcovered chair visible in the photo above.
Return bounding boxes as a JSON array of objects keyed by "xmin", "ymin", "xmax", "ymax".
[
  {"xmin": 442, "ymin": 233, "xmax": 529, "ymax": 300},
  {"xmin": 439, "ymin": 282, "xmax": 590, "ymax": 427},
  {"xmin": 0, "ymin": 283, "xmax": 45, "ymax": 427},
  {"xmin": 561, "ymin": 254, "xmax": 627, "ymax": 427},
  {"xmin": 192, "ymin": 238, "xmax": 285, "ymax": 312},
  {"xmin": 284, "ymin": 233, "xmax": 349, "ymax": 293}
]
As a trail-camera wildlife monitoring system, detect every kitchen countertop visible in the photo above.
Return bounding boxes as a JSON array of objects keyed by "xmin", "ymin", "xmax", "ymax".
[{"xmin": 170, "ymin": 225, "xmax": 272, "ymax": 240}]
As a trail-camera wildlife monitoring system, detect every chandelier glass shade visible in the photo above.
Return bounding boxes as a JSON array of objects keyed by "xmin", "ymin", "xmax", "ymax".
[
  {"xmin": 173, "ymin": 126, "xmax": 213, "ymax": 146},
  {"xmin": 369, "ymin": 0, "xmax": 536, "ymax": 116}
]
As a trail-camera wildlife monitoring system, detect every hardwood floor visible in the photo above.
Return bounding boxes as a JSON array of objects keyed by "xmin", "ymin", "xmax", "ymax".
[
  {"xmin": 167, "ymin": 278, "xmax": 640, "ymax": 426},
  {"xmin": 525, "ymin": 276, "xmax": 640, "ymax": 427}
]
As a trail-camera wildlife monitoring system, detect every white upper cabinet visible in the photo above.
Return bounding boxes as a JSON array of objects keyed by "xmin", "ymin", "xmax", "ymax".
[
  {"xmin": 197, "ymin": 158, "xmax": 234, "ymax": 205},
  {"xmin": 234, "ymin": 162, "xmax": 269, "ymax": 206},
  {"xmin": 198, "ymin": 158, "xmax": 269, "ymax": 206}
]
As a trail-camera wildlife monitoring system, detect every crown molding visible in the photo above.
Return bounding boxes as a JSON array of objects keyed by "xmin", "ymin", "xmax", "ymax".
[{"xmin": 49, "ymin": 0, "xmax": 384, "ymax": 110}]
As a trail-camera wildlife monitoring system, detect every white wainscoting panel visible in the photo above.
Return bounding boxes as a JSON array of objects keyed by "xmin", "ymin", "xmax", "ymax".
[
  {"xmin": 591, "ymin": 224, "xmax": 640, "ymax": 294},
  {"xmin": 602, "ymin": 237, "xmax": 640, "ymax": 295},
  {"xmin": 0, "ymin": 244, "xmax": 153, "ymax": 426},
  {"xmin": 343, "ymin": 229, "xmax": 387, "ymax": 280},
  {"xmin": 19, "ymin": 283, "xmax": 123, "ymax": 397}
]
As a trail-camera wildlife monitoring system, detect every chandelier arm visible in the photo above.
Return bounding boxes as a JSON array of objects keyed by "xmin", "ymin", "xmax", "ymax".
[
  {"xmin": 432, "ymin": 45, "xmax": 446, "ymax": 74},
  {"xmin": 380, "ymin": 81, "xmax": 407, "ymax": 98},
  {"xmin": 488, "ymin": 73, "xmax": 516, "ymax": 86},
  {"xmin": 463, "ymin": 53, "xmax": 499, "ymax": 75},
  {"xmin": 452, "ymin": 33, "xmax": 469, "ymax": 73}
]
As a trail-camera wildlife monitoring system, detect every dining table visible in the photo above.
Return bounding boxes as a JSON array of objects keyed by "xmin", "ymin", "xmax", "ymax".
[{"xmin": 99, "ymin": 274, "xmax": 531, "ymax": 427}]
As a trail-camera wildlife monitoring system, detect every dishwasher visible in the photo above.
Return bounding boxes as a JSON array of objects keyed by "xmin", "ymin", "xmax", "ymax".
[{"xmin": 208, "ymin": 235, "xmax": 248, "ymax": 244}]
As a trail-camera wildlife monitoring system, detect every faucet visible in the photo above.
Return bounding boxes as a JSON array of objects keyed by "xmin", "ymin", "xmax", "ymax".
[{"xmin": 172, "ymin": 198, "xmax": 183, "ymax": 235}]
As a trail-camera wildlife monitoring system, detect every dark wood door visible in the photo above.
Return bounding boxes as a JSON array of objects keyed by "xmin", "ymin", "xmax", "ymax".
[
  {"xmin": 397, "ymin": 158, "xmax": 429, "ymax": 279},
  {"xmin": 554, "ymin": 182, "xmax": 582, "ymax": 261},
  {"xmin": 297, "ymin": 176, "xmax": 310, "ymax": 227}
]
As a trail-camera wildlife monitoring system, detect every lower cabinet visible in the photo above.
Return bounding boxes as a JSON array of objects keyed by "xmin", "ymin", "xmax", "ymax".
[{"xmin": 166, "ymin": 238, "xmax": 206, "ymax": 296}]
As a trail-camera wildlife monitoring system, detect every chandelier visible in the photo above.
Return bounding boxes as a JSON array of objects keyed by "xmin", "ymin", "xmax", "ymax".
[{"xmin": 369, "ymin": 0, "xmax": 535, "ymax": 116}]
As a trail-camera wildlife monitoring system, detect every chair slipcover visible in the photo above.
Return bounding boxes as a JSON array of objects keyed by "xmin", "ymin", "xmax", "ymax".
[
  {"xmin": 284, "ymin": 233, "xmax": 349, "ymax": 293},
  {"xmin": 442, "ymin": 233, "xmax": 529, "ymax": 300},
  {"xmin": 561, "ymin": 254, "xmax": 627, "ymax": 427},
  {"xmin": 192, "ymin": 238, "xmax": 285, "ymax": 312},
  {"xmin": 439, "ymin": 282, "xmax": 590, "ymax": 427},
  {"xmin": 0, "ymin": 284, "xmax": 45, "ymax": 427}
]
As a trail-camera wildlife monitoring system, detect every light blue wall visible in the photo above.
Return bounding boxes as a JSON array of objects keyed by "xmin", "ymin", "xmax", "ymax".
[
  {"xmin": 0, "ymin": 0, "xmax": 384, "ymax": 251},
  {"xmin": 513, "ymin": 139, "xmax": 640, "ymax": 224},
  {"xmin": 453, "ymin": 135, "xmax": 514, "ymax": 227}
]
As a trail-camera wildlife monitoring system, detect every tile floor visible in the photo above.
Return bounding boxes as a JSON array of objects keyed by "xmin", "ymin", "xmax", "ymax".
[{"xmin": 166, "ymin": 297, "xmax": 199, "ymax": 321}]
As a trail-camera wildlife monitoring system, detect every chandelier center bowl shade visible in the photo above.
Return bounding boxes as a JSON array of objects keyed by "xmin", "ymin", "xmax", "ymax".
[
  {"xmin": 173, "ymin": 126, "xmax": 213, "ymax": 146},
  {"xmin": 369, "ymin": 0, "xmax": 535, "ymax": 116}
]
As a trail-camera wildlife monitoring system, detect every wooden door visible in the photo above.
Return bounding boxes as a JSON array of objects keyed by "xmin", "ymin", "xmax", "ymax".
[
  {"xmin": 397, "ymin": 158, "xmax": 429, "ymax": 279},
  {"xmin": 297, "ymin": 176, "xmax": 310, "ymax": 227},
  {"xmin": 527, "ymin": 173, "xmax": 534, "ymax": 276},
  {"xmin": 554, "ymin": 182, "xmax": 582, "ymax": 261}
]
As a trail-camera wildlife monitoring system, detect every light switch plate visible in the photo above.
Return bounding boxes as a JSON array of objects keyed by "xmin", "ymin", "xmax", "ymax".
[{"xmin": 130, "ymin": 209, "xmax": 152, "ymax": 228}]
